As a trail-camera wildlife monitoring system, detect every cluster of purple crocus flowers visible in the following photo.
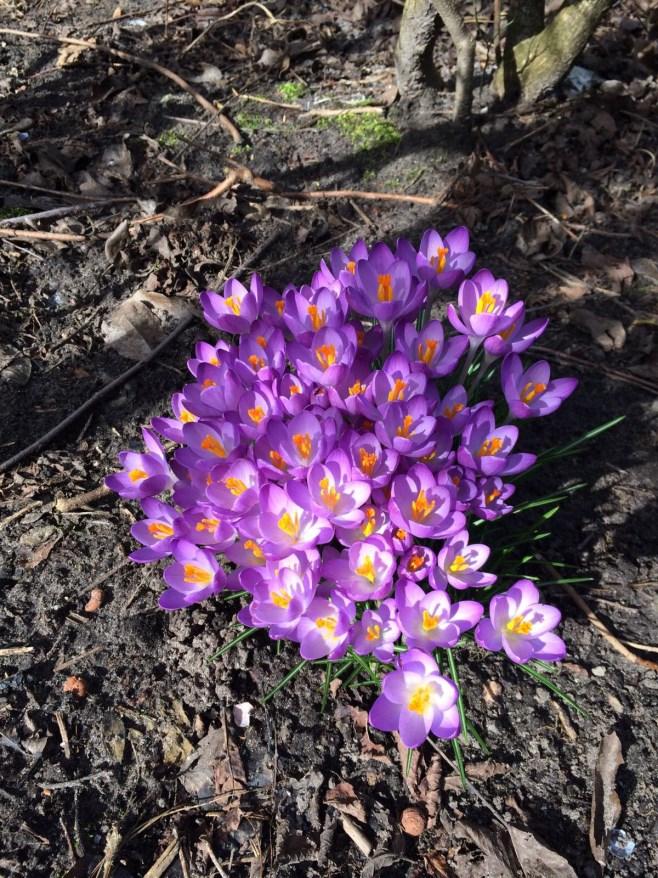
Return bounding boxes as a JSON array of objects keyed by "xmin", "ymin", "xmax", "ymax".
[{"xmin": 107, "ymin": 228, "xmax": 577, "ymax": 749}]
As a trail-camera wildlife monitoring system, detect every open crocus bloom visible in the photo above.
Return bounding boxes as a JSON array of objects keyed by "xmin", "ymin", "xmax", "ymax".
[
  {"xmin": 369, "ymin": 649, "xmax": 461, "ymax": 747},
  {"xmin": 107, "ymin": 230, "xmax": 579, "ymax": 751}
]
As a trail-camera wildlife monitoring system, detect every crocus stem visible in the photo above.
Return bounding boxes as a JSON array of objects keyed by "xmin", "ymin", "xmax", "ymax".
[
  {"xmin": 458, "ymin": 338, "xmax": 481, "ymax": 385},
  {"xmin": 446, "ymin": 648, "xmax": 469, "ymax": 742},
  {"xmin": 208, "ymin": 626, "xmax": 256, "ymax": 662},
  {"xmin": 468, "ymin": 351, "xmax": 495, "ymax": 397},
  {"xmin": 261, "ymin": 658, "xmax": 309, "ymax": 704}
]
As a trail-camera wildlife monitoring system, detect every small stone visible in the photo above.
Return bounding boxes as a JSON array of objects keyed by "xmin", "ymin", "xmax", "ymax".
[
  {"xmin": 483, "ymin": 679, "xmax": 503, "ymax": 704},
  {"xmin": 400, "ymin": 806, "xmax": 426, "ymax": 837},
  {"xmin": 63, "ymin": 675, "xmax": 88, "ymax": 697},
  {"xmin": 591, "ymin": 665, "xmax": 606, "ymax": 677},
  {"xmin": 84, "ymin": 587, "xmax": 104, "ymax": 613},
  {"xmin": 607, "ymin": 694, "xmax": 624, "ymax": 715}
]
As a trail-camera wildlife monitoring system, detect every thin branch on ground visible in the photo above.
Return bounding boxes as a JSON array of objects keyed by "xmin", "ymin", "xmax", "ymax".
[
  {"xmin": 0, "ymin": 228, "xmax": 86, "ymax": 242},
  {"xmin": 182, "ymin": 0, "xmax": 279, "ymax": 55},
  {"xmin": 532, "ymin": 345, "xmax": 658, "ymax": 395},
  {"xmin": 132, "ymin": 171, "xmax": 241, "ymax": 225},
  {"xmin": 55, "ymin": 485, "xmax": 112, "ymax": 514},
  {"xmin": 0, "ymin": 202, "xmax": 130, "ymax": 227},
  {"xmin": 0, "ymin": 179, "xmax": 134, "ymax": 202},
  {"xmin": 0, "ymin": 28, "xmax": 241, "ymax": 143}
]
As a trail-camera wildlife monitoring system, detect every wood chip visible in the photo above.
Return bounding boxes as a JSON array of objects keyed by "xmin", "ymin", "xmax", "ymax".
[{"xmin": 589, "ymin": 731, "xmax": 623, "ymax": 869}]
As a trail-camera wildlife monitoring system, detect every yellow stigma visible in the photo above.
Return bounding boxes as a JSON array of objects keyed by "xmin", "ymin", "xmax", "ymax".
[
  {"xmin": 499, "ymin": 321, "xmax": 516, "ymax": 341},
  {"xmin": 477, "ymin": 437, "xmax": 503, "ymax": 457},
  {"xmin": 315, "ymin": 343, "xmax": 337, "ymax": 369},
  {"xmin": 183, "ymin": 564, "xmax": 212, "ymax": 585},
  {"xmin": 407, "ymin": 553, "xmax": 425, "ymax": 573},
  {"xmin": 355, "ymin": 554, "xmax": 376, "ymax": 583},
  {"xmin": 179, "ymin": 408, "xmax": 196, "ymax": 423},
  {"xmin": 244, "ymin": 539, "xmax": 264, "ymax": 559},
  {"xmin": 411, "ymin": 490, "xmax": 436, "ymax": 522},
  {"xmin": 129, "ymin": 468, "xmax": 148, "ymax": 482},
  {"xmin": 201, "ymin": 433, "xmax": 227, "ymax": 458},
  {"xmin": 430, "ymin": 245, "xmax": 449, "ymax": 274},
  {"xmin": 421, "ymin": 609, "xmax": 440, "ymax": 631},
  {"xmin": 388, "ymin": 378, "xmax": 407, "ymax": 402},
  {"xmin": 407, "ymin": 683, "xmax": 432, "ymax": 714},
  {"xmin": 476, "ymin": 291, "xmax": 497, "ymax": 314},
  {"xmin": 362, "ymin": 506, "xmax": 377, "ymax": 537},
  {"xmin": 394, "ymin": 527, "xmax": 407, "ymax": 540},
  {"xmin": 449, "ymin": 554, "xmax": 469, "ymax": 573},
  {"xmin": 147, "ymin": 522, "xmax": 174, "ymax": 539},
  {"xmin": 275, "ymin": 299, "xmax": 285, "ymax": 316},
  {"xmin": 202, "ymin": 378, "xmax": 216, "ymax": 388},
  {"xmin": 420, "ymin": 450, "xmax": 437, "ymax": 463},
  {"xmin": 366, "ymin": 623, "xmax": 381, "ymax": 642},
  {"xmin": 195, "ymin": 517, "xmax": 219, "ymax": 533},
  {"xmin": 289, "ymin": 383, "xmax": 301, "ymax": 395},
  {"xmin": 443, "ymin": 402, "xmax": 465, "ymax": 420},
  {"xmin": 209, "ymin": 355, "xmax": 220, "ymax": 366},
  {"xmin": 271, "ymin": 589, "xmax": 292, "ymax": 609},
  {"xmin": 506, "ymin": 615, "xmax": 533, "ymax": 635},
  {"xmin": 520, "ymin": 381, "xmax": 547, "ymax": 404},
  {"xmin": 292, "ymin": 432, "xmax": 313, "ymax": 461},
  {"xmin": 307, "ymin": 304, "xmax": 326, "ymax": 331},
  {"xmin": 248, "ymin": 406, "xmax": 266, "ymax": 423},
  {"xmin": 377, "ymin": 273, "xmax": 393, "ymax": 302},
  {"xmin": 348, "ymin": 380, "xmax": 365, "ymax": 397},
  {"xmin": 224, "ymin": 296, "xmax": 241, "ymax": 315},
  {"xmin": 316, "ymin": 615, "xmax": 337, "ymax": 633},
  {"xmin": 269, "ymin": 450, "xmax": 288, "ymax": 471},
  {"xmin": 486, "ymin": 487, "xmax": 502, "ymax": 505},
  {"xmin": 346, "ymin": 260, "xmax": 356, "ymax": 274},
  {"xmin": 358, "ymin": 447, "xmax": 378, "ymax": 477},
  {"xmin": 248, "ymin": 354, "xmax": 265, "ymax": 370},
  {"xmin": 319, "ymin": 476, "xmax": 341, "ymax": 510},
  {"xmin": 417, "ymin": 338, "xmax": 438, "ymax": 364},
  {"xmin": 224, "ymin": 477, "xmax": 247, "ymax": 496},
  {"xmin": 396, "ymin": 414, "xmax": 414, "ymax": 439},
  {"xmin": 278, "ymin": 510, "xmax": 300, "ymax": 539}
]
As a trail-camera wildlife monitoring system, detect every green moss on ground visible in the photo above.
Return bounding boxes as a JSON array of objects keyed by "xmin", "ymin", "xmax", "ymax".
[
  {"xmin": 277, "ymin": 82, "xmax": 306, "ymax": 101},
  {"xmin": 157, "ymin": 129, "xmax": 182, "ymax": 148},
  {"xmin": 316, "ymin": 112, "xmax": 401, "ymax": 151},
  {"xmin": 235, "ymin": 109, "xmax": 278, "ymax": 134}
]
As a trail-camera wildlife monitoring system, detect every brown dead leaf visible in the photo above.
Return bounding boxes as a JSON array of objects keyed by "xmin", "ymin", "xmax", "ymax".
[
  {"xmin": 57, "ymin": 40, "xmax": 96, "ymax": 68},
  {"xmin": 23, "ymin": 531, "xmax": 62, "ymax": 569},
  {"xmin": 162, "ymin": 723, "xmax": 194, "ymax": 766},
  {"xmin": 444, "ymin": 761, "xmax": 510, "ymax": 791},
  {"xmin": 508, "ymin": 825, "xmax": 578, "ymax": 877},
  {"xmin": 104, "ymin": 219, "xmax": 129, "ymax": 263},
  {"xmin": 0, "ymin": 344, "xmax": 31, "ymax": 386},
  {"xmin": 558, "ymin": 277, "xmax": 589, "ymax": 301},
  {"xmin": 572, "ymin": 308, "xmax": 626, "ymax": 351},
  {"xmin": 101, "ymin": 142, "xmax": 133, "ymax": 181},
  {"xmin": 631, "ymin": 257, "xmax": 658, "ymax": 285},
  {"xmin": 454, "ymin": 820, "xmax": 517, "ymax": 878},
  {"xmin": 589, "ymin": 730, "xmax": 624, "ymax": 870},
  {"xmin": 324, "ymin": 781, "xmax": 367, "ymax": 823},
  {"xmin": 101, "ymin": 290, "xmax": 194, "ymax": 361},
  {"xmin": 416, "ymin": 753, "xmax": 442, "ymax": 826},
  {"xmin": 103, "ymin": 713, "xmax": 126, "ymax": 763},
  {"xmin": 334, "ymin": 704, "xmax": 386, "ymax": 757}
]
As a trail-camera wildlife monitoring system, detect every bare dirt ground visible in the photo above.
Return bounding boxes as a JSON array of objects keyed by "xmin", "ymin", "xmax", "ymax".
[{"xmin": 1, "ymin": 1, "xmax": 658, "ymax": 876}]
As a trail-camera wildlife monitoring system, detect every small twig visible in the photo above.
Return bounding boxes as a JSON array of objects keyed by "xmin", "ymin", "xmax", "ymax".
[
  {"xmin": 0, "ymin": 228, "xmax": 86, "ymax": 242},
  {"xmin": 0, "ymin": 645, "xmax": 34, "ymax": 657},
  {"xmin": 525, "ymin": 197, "xmax": 580, "ymax": 241},
  {"xmin": 0, "ymin": 28, "xmax": 241, "ymax": 143},
  {"xmin": 340, "ymin": 815, "xmax": 372, "ymax": 857},
  {"xmin": 54, "ymin": 645, "xmax": 105, "ymax": 673},
  {"xmin": 532, "ymin": 345, "xmax": 658, "ymax": 395},
  {"xmin": 502, "ymin": 119, "xmax": 554, "ymax": 151},
  {"xmin": 182, "ymin": 1, "xmax": 278, "ymax": 55},
  {"xmin": 77, "ymin": 558, "xmax": 130, "ymax": 598},
  {"xmin": 37, "ymin": 770, "xmax": 112, "ymax": 790},
  {"xmin": 538, "ymin": 555, "xmax": 658, "ymax": 672},
  {"xmin": 200, "ymin": 838, "xmax": 229, "ymax": 878},
  {"xmin": 55, "ymin": 484, "xmax": 112, "ymax": 514},
  {"xmin": 0, "ymin": 314, "xmax": 195, "ymax": 475},
  {"xmin": 144, "ymin": 837, "xmax": 180, "ymax": 878},
  {"xmin": 549, "ymin": 699, "xmax": 578, "ymax": 741},
  {"xmin": 0, "ymin": 179, "xmax": 133, "ymax": 202},
  {"xmin": 619, "ymin": 639, "xmax": 658, "ymax": 654},
  {"xmin": 132, "ymin": 170, "xmax": 240, "ymax": 225},
  {"xmin": 55, "ymin": 711, "xmax": 72, "ymax": 760},
  {"xmin": 300, "ymin": 105, "xmax": 385, "ymax": 120},
  {"xmin": 0, "ymin": 500, "xmax": 44, "ymax": 530},
  {"xmin": 0, "ymin": 201, "xmax": 127, "ymax": 227}
]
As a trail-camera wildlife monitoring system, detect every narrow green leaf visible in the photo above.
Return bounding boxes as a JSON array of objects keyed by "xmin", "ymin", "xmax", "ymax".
[
  {"xmin": 451, "ymin": 737, "xmax": 468, "ymax": 790},
  {"xmin": 517, "ymin": 663, "xmax": 587, "ymax": 716},
  {"xmin": 446, "ymin": 648, "xmax": 469, "ymax": 743},
  {"xmin": 261, "ymin": 658, "xmax": 309, "ymax": 704},
  {"xmin": 208, "ymin": 626, "xmax": 256, "ymax": 662}
]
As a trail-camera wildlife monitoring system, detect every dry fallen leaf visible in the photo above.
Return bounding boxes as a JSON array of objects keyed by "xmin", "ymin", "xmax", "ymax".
[
  {"xmin": 324, "ymin": 781, "xmax": 367, "ymax": 823},
  {"xmin": 104, "ymin": 219, "xmax": 129, "ymax": 263},
  {"xmin": 589, "ymin": 730, "xmax": 624, "ymax": 870},
  {"xmin": 508, "ymin": 825, "xmax": 578, "ymax": 878},
  {"xmin": 57, "ymin": 40, "xmax": 95, "ymax": 68},
  {"xmin": 0, "ymin": 344, "xmax": 31, "ymax": 386},
  {"xmin": 454, "ymin": 820, "xmax": 516, "ymax": 878},
  {"xmin": 101, "ymin": 290, "xmax": 194, "ymax": 361},
  {"xmin": 572, "ymin": 308, "xmax": 626, "ymax": 351}
]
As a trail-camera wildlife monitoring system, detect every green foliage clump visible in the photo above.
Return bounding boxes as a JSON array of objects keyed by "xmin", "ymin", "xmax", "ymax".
[
  {"xmin": 0, "ymin": 206, "xmax": 29, "ymax": 219},
  {"xmin": 235, "ymin": 110, "xmax": 277, "ymax": 135},
  {"xmin": 317, "ymin": 112, "xmax": 401, "ymax": 151},
  {"xmin": 277, "ymin": 81, "xmax": 306, "ymax": 101},
  {"xmin": 157, "ymin": 129, "xmax": 181, "ymax": 148}
]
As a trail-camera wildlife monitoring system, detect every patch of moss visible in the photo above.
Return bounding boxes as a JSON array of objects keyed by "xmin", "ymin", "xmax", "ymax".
[
  {"xmin": 0, "ymin": 206, "xmax": 29, "ymax": 219},
  {"xmin": 235, "ymin": 110, "xmax": 277, "ymax": 135},
  {"xmin": 229, "ymin": 143, "xmax": 254, "ymax": 159},
  {"xmin": 317, "ymin": 112, "xmax": 401, "ymax": 152},
  {"xmin": 277, "ymin": 81, "xmax": 306, "ymax": 101},
  {"xmin": 157, "ymin": 129, "xmax": 181, "ymax": 148}
]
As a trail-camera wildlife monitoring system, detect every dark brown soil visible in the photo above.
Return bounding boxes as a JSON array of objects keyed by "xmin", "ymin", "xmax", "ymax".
[{"xmin": 1, "ymin": 2, "xmax": 658, "ymax": 877}]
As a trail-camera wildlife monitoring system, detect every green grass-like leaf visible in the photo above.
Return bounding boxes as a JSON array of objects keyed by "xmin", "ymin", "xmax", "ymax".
[
  {"xmin": 261, "ymin": 658, "xmax": 309, "ymax": 704},
  {"xmin": 208, "ymin": 626, "xmax": 256, "ymax": 662}
]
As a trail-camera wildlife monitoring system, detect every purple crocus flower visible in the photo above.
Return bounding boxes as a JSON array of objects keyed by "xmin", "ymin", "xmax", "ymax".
[
  {"xmin": 430, "ymin": 529, "xmax": 497, "ymax": 590},
  {"xmin": 350, "ymin": 244, "xmax": 426, "ymax": 325},
  {"xmin": 239, "ymin": 484, "xmax": 333, "ymax": 558},
  {"xmin": 237, "ymin": 382, "xmax": 280, "ymax": 438},
  {"xmin": 352, "ymin": 599, "xmax": 400, "ymax": 661},
  {"xmin": 234, "ymin": 326, "xmax": 286, "ymax": 385},
  {"xmin": 417, "ymin": 226, "xmax": 476, "ymax": 290},
  {"xmin": 288, "ymin": 325, "xmax": 357, "ymax": 387},
  {"xmin": 205, "ymin": 458, "xmax": 261, "ymax": 519},
  {"xmin": 458, "ymin": 406, "xmax": 535, "ymax": 477},
  {"xmin": 288, "ymin": 450, "xmax": 371, "ymax": 526},
  {"xmin": 335, "ymin": 503, "xmax": 389, "ymax": 547},
  {"xmin": 483, "ymin": 302, "xmax": 548, "ymax": 358},
  {"xmin": 502, "ymin": 354, "xmax": 578, "ymax": 419},
  {"xmin": 348, "ymin": 432, "xmax": 399, "ymax": 488},
  {"xmin": 437, "ymin": 385, "xmax": 470, "ymax": 434},
  {"xmin": 274, "ymin": 373, "xmax": 310, "ymax": 417},
  {"xmin": 395, "ymin": 320, "xmax": 469, "ymax": 378},
  {"xmin": 178, "ymin": 420, "xmax": 242, "ymax": 471},
  {"xmin": 266, "ymin": 411, "xmax": 331, "ymax": 477},
  {"xmin": 327, "ymin": 354, "xmax": 379, "ymax": 420},
  {"xmin": 179, "ymin": 505, "xmax": 237, "ymax": 550},
  {"xmin": 201, "ymin": 273, "xmax": 263, "ymax": 334},
  {"xmin": 296, "ymin": 596, "xmax": 353, "ymax": 660},
  {"xmin": 282, "ymin": 285, "xmax": 347, "ymax": 338},
  {"xmin": 161, "ymin": 540, "xmax": 226, "ymax": 610},
  {"xmin": 475, "ymin": 579, "xmax": 566, "ymax": 663},
  {"xmin": 436, "ymin": 464, "xmax": 478, "ymax": 510},
  {"xmin": 186, "ymin": 339, "xmax": 234, "ymax": 377},
  {"xmin": 389, "ymin": 463, "xmax": 464, "ymax": 539},
  {"xmin": 151, "ymin": 392, "xmax": 198, "ymax": 443},
  {"xmin": 322, "ymin": 535, "xmax": 396, "ymax": 601},
  {"xmin": 447, "ymin": 270, "xmax": 512, "ymax": 340},
  {"xmin": 398, "ymin": 545, "xmax": 436, "ymax": 582},
  {"xmin": 375, "ymin": 397, "xmax": 439, "ymax": 460},
  {"xmin": 396, "ymin": 580, "xmax": 483, "ymax": 650},
  {"xmin": 369, "ymin": 649, "xmax": 460, "ymax": 747},
  {"xmin": 470, "ymin": 476, "xmax": 516, "ymax": 520},
  {"xmin": 105, "ymin": 428, "xmax": 174, "ymax": 499},
  {"xmin": 371, "ymin": 353, "xmax": 430, "ymax": 409},
  {"xmin": 130, "ymin": 498, "xmax": 179, "ymax": 562},
  {"xmin": 238, "ymin": 563, "xmax": 317, "ymax": 639},
  {"xmin": 184, "ymin": 363, "xmax": 245, "ymax": 418}
]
